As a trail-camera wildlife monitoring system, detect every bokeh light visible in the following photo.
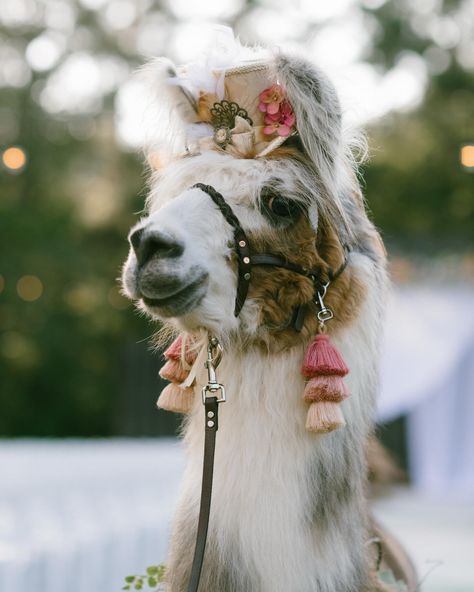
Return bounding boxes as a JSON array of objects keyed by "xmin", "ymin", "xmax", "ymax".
[
  {"xmin": 461, "ymin": 145, "xmax": 474, "ymax": 169},
  {"xmin": 16, "ymin": 275, "xmax": 43, "ymax": 301},
  {"xmin": 108, "ymin": 286, "xmax": 129, "ymax": 310},
  {"xmin": 0, "ymin": 330, "xmax": 40, "ymax": 369},
  {"xmin": 2, "ymin": 146, "xmax": 27, "ymax": 171},
  {"xmin": 25, "ymin": 32, "xmax": 65, "ymax": 72}
]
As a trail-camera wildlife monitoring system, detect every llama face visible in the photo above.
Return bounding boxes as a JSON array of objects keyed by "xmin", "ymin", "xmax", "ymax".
[
  {"xmin": 121, "ymin": 151, "xmax": 324, "ymax": 337},
  {"xmin": 121, "ymin": 51, "xmax": 376, "ymax": 340}
]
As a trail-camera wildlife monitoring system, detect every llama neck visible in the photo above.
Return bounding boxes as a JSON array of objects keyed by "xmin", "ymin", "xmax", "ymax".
[{"xmin": 179, "ymin": 339, "xmax": 372, "ymax": 592}]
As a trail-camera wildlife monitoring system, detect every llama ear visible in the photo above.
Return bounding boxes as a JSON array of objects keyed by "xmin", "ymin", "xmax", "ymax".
[
  {"xmin": 274, "ymin": 54, "xmax": 352, "ymax": 234},
  {"xmin": 143, "ymin": 57, "xmax": 198, "ymax": 125},
  {"xmin": 274, "ymin": 54, "xmax": 342, "ymax": 188},
  {"xmin": 138, "ymin": 58, "xmax": 199, "ymax": 162}
]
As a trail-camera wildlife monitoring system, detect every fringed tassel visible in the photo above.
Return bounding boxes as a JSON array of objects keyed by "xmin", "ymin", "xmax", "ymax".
[
  {"xmin": 164, "ymin": 335, "xmax": 196, "ymax": 366},
  {"xmin": 301, "ymin": 333, "xmax": 350, "ymax": 434},
  {"xmin": 164, "ymin": 336, "xmax": 183, "ymax": 361},
  {"xmin": 159, "ymin": 359, "xmax": 189, "ymax": 384},
  {"xmin": 306, "ymin": 401, "xmax": 346, "ymax": 433},
  {"xmin": 302, "ymin": 334, "xmax": 349, "ymax": 378},
  {"xmin": 157, "ymin": 383, "xmax": 194, "ymax": 414},
  {"xmin": 303, "ymin": 375, "xmax": 349, "ymax": 403},
  {"xmin": 157, "ymin": 335, "xmax": 198, "ymax": 414}
]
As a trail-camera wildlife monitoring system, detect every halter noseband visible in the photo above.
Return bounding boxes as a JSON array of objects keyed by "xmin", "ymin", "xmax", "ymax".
[{"xmin": 192, "ymin": 183, "xmax": 348, "ymax": 326}]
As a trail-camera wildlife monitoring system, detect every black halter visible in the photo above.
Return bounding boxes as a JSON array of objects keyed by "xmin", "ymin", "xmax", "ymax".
[{"xmin": 192, "ymin": 183, "xmax": 348, "ymax": 326}]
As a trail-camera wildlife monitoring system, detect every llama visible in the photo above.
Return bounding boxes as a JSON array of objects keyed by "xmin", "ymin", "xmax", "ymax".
[{"xmin": 122, "ymin": 37, "xmax": 414, "ymax": 592}]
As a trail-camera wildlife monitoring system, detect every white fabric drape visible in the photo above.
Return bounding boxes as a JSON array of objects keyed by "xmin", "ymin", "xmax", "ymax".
[{"xmin": 378, "ymin": 285, "xmax": 474, "ymax": 496}]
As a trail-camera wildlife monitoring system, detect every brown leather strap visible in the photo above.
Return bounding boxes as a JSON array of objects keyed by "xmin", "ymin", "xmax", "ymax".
[
  {"xmin": 187, "ymin": 397, "xmax": 219, "ymax": 592},
  {"xmin": 192, "ymin": 183, "xmax": 251, "ymax": 316}
]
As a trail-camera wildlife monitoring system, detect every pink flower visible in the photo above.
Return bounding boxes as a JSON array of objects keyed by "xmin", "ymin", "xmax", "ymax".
[
  {"xmin": 263, "ymin": 121, "xmax": 292, "ymax": 137},
  {"xmin": 258, "ymin": 84, "xmax": 285, "ymax": 115},
  {"xmin": 259, "ymin": 85, "xmax": 296, "ymax": 138},
  {"xmin": 279, "ymin": 100, "xmax": 295, "ymax": 128}
]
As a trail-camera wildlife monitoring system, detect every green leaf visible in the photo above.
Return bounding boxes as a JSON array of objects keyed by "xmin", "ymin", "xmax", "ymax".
[
  {"xmin": 122, "ymin": 587, "xmax": 130, "ymax": 591},
  {"xmin": 148, "ymin": 577, "xmax": 157, "ymax": 587},
  {"xmin": 146, "ymin": 566, "xmax": 159, "ymax": 576},
  {"xmin": 125, "ymin": 576, "xmax": 135, "ymax": 583}
]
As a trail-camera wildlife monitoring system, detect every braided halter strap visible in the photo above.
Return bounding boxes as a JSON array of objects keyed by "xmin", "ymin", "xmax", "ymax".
[{"xmin": 192, "ymin": 183, "xmax": 348, "ymax": 322}]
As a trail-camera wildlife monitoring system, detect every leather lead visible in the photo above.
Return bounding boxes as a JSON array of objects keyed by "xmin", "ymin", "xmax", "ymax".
[{"xmin": 187, "ymin": 396, "xmax": 219, "ymax": 592}]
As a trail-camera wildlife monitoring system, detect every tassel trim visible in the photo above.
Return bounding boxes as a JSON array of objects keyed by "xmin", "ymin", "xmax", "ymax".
[
  {"xmin": 305, "ymin": 401, "xmax": 346, "ymax": 433},
  {"xmin": 303, "ymin": 375, "xmax": 349, "ymax": 403},
  {"xmin": 302, "ymin": 334, "xmax": 349, "ymax": 378},
  {"xmin": 159, "ymin": 359, "xmax": 189, "ymax": 384},
  {"xmin": 156, "ymin": 383, "xmax": 194, "ymax": 414}
]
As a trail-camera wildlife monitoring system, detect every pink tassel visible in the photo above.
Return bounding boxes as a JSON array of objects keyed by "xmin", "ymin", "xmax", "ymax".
[
  {"xmin": 164, "ymin": 336, "xmax": 183, "ymax": 361},
  {"xmin": 156, "ymin": 383, "xmax": 194, "ymax": 414},
  {"xmin": 158, "ymin": 335, "xmax": 198, "ymax": 415},
  {"xmin": 164, "ymin": 335, "xmax": 197, "ymax": 366},
  {"xmin": 306, "ymin": 401, "xmax": 346, "ymax": 433},
  {"xmin": 302, "ymin": 334, "xmax": 349, "ymax": 378},
  {"xmin": 303, "ymin": 375, "xmax": 349, "ymax": 403},
  {"xmin": 301, "ymin": 333, "xmax": 350, "ymax": 433},
  {"xmin": 159, "ymin": 359, "xmax": 189, "ymax": 384}
]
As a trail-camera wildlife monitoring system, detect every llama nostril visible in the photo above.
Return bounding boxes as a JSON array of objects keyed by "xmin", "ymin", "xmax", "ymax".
[
  {"xmin": 129, "ymin": 228, "xmax": 144, "ymax": 255},
  {"xmin": 134, "ymin": 230, "xmax": 184, "ymax": 267}
]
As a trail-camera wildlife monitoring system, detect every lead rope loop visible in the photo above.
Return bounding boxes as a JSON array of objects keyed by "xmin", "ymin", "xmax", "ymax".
[{"xmin": 187, "ymin": 336, "xmax": 225, "ymax": 592}]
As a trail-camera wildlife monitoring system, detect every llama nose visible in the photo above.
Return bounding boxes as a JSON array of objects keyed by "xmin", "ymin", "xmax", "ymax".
[{"xmin": 130, "ymin": 228, "xmax": 184, "ymax": 267}]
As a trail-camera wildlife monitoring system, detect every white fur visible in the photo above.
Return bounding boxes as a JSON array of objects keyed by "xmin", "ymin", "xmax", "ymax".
[{"xmin": 166, "ymin": 251, "xmax": 386, "ymax": 592}]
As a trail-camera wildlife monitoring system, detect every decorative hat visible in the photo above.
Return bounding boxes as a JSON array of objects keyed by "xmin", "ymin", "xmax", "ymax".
[{"xmin": 156, "ymin": 28, "xmax": 297, "ymax": 159}]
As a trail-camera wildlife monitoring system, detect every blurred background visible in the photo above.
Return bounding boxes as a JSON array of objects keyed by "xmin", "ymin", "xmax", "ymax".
[{"xmin": 0, "ymin": 0, "xmax": 473, "ymax": 591}]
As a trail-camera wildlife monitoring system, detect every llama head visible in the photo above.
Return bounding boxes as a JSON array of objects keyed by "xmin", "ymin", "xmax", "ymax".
[{"xmin": 122, "ymin": 40, "xmax": 373, "ymax": 346}]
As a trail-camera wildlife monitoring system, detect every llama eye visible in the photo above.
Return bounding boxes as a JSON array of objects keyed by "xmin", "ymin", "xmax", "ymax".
[
  {"xmin": 261, "ymin": 189, "xmax": 301, "ymax": 220},
  {"xmin": 268, "ymin": 196, "xmax": 295, "ymax": 217}
]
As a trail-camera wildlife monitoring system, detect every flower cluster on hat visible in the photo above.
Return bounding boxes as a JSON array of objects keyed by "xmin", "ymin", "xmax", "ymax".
[{"xmin": 258, "ymin": 84, "xmax": 296, "ymax": 137}]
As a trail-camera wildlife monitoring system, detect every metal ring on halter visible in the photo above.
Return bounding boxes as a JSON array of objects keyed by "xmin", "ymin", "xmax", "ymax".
[
  {"xmin": 317, "ymin": 308, "xmax": 334, "ymax": 323},
  {"xmin": 316, "ymin": 283, "xmax": 334, "ymax": 324},
  {"xmin": 208, "ymin": 337, "xmax": 223, "ymax": 368}
]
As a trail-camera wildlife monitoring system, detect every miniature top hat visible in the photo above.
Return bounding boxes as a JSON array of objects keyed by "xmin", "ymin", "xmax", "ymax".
[{"xmin": 151, "ymin": 27, "xmax": 297, "ymax": 160}]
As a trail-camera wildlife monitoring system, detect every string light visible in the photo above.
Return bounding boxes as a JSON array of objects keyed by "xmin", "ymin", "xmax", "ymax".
[
  {"xmin": 2, "ymin": 147, "xmax": 27, "ymax": 171},
  {"xmin": 17, "ymin": 275, "xmax": 43, "ymax": 301},
  {"xmin": 460, "ymin": 144, "xmax": 474, "ymax": 170}
]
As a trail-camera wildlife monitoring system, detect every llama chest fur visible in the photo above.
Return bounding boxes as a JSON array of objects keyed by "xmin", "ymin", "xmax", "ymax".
[{"xmin": 168, "ymin": 290, "xmax": 383, "ymax": 592}]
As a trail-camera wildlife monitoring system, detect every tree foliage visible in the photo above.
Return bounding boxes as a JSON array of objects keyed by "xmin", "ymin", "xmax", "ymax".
[{"xmin": 0, "ymin": 0, "xmax": 472, "ymax": 436}]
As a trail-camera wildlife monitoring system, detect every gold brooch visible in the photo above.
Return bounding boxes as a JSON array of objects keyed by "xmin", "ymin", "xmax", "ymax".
[{"xmin": 210, "ymin": 100, "xmax": 253, "ymax": 147}]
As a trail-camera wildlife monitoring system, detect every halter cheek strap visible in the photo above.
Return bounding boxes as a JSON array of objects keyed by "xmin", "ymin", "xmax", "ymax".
[
  {"xmin": 192, "ymin": 183, "xmax": 348, "ymax": 323},
  {"xmin": 192, "ymin": 183, "xmax": 251, "ymax": 316}
]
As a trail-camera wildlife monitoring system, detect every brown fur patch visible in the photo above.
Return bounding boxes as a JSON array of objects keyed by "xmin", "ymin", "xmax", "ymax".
[
  {"xmin": 263, "ymin": 145, "xmax": 307, "ymax": 163},
  {"xmin": 247, "ymin": 212, "xmax": 366, "ymax": 350}
]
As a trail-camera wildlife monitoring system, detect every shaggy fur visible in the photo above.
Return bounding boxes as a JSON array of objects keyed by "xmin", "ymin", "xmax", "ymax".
[{"xmin": 122, "ymin": 49, "xmax": 393, "ymax": 591}]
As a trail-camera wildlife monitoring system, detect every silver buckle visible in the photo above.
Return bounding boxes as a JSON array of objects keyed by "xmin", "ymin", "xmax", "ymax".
[
  {"xmin": 316, "ymin": 281, "xmax": 334, "ymax": 324},
  {"xmin": 202, "ymin": 337, "xmax": 226, "ymax": 405},
  {"xmin": 202, "ymin": 383, "xmax": 226, "ymax": 405}
]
